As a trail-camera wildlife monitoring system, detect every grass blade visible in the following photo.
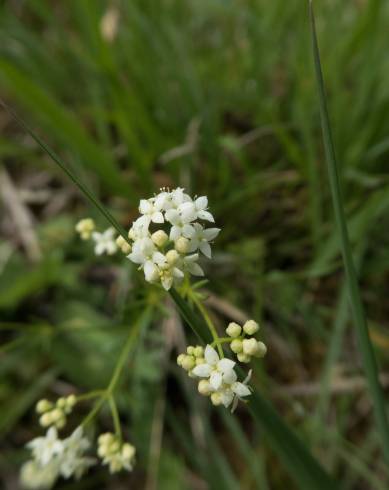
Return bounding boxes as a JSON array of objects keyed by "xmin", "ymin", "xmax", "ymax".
[{"xmin": 309, "ymin": 0, "xmax": 389, "ymax": 463}]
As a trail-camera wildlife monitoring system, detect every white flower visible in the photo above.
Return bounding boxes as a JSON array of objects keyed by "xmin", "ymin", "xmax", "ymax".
[
  {"xmin": 138, "ymin": 198, "xmax": 164, "ymax": 226},
  {"xmin": 182, "ymin": 253, "xmax": 204, "ymax": 277},
  {"xmin": 192, "ymin": 345, "xmax": 236, "ymax": 390},
  {"xmin": 165, "ymin": 208, "xmax": 195, "ymax": 241},
  {"xmin": 60, "ymin": 427, "xmax": 95, "ymax": 479},
  {"xmin": 231, "ymin": 370, "xmax": 252, "ymax": 412},
  {"xmin": 92, "ymin": 228, "xmax": 118, "ymax": 255},
  {"xmin": 27, "ymin": 427, "xmax": 63, "ymax": 466},
  {"xmin": 179, "ymin": 196, "xmax": 214, "ymax": 223},
  {"xmin": 97, "ymin": 433, "xmax": 136, "ymax": 474},
  {"xmin": 188, "ymin": 223, "xmax": 220, "ymax": 258},
  {"xmin": 128, "ymin": 237, "xmax": 165, "ymax": 280}
]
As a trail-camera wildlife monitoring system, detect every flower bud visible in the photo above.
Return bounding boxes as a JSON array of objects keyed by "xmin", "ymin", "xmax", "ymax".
[
  {"xmin": 121, "ymin": 443, "xmax": 136, "ymax": 460},
  {"xmin": 177, "ymin": 353, "xmax": 186, "ymax": 366},
  {"xmin": 242, "ymin": 338, "xmax": 260, "ymax": 356},
  {"xmin": 66, "ymin": 394, "xmax": 77, "ymax": 408},
  {"xmin": 75, "ymin": 218, "xmax": 95, "ymax": 240},
  {"xmin": 187, "ymin": 346, "xmax": 195, "ymax": 355},
  {"xmin": 181, "ymin": 355, "xmax": 195, "ymax": 371},
  {"xmin": 166, "ymin": 249, "xmax": 179, "ymax": 265},
  {"xmin": 237, "ymin": 352, "xmax": 251, "ymax": 363},
  {"xmin": 175, "ymin": 237, "xmax": 189, "ymax": 254},
  {"xmin": 226, "ymin": 322, "xmax": 242, "ymax": 338},
  {"xmin": 195, "ymin": 357, "xmax": 205, "ymax": 366},
  {"xmin": 57, "ymin": 397, "xmax": 66, "ymax": 409},
  {"xmin": 36, "ymin": 399, "xmax": 52, "ymax": 414},
  {"xmin": 210, "ymin": 392, "xmax": 222, "ymax": 406},
  {"xmin": 198, "ymin": 380, "xmax": 212, "ymax": 396},
  {"xmin": 151, "ymin": 230, "xmax": 168, "ymax": 247},
  {"xmin": 56, "ymin": 417, "xmax": 66, "ymax": 429},
  {"xmin": 243, "ymin": 319, "xmax": 259, "ymax": 335},
  {"xmin": 194, "ymin": 346, "xmax": 204, "ymax": 358},
  {"xmin": 230, "ymin": 339, "xmax": 243, "ymax": 353},
  {"xmin": 50, "ymin": 408, "xmax": 64, "ymax": 422},
  {"xmin": 39, "ymin": 412, "xmax": 53, "ymax": 427},
  {"xmin": 253, "ymin": 341, "xmax": 267, "ymax": 358},
  {"xmin": 116, "ymin": 235, "xmax": 131, "ymax": 254}
]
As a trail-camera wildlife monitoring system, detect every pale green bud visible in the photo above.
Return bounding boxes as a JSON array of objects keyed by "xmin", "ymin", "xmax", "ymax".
[
  {"xmin": 242, "ymin": 338, "xmax": 259, "ymax": 356},
  {"xmin": 237, "ymin": 352, "xmax": 251, "ymax": 363},
  {"xmin": 66, "ymin": 394, "xmax": 77, "ymax": 408},
  {"xmin": 243, "ymin": 319, "xmax": 259, "ymax": 335},
  {"xmin": 226, "ymin": 322, "xmax": 242, "ymax": 338},
  {"xmin": 177, "ymin": 353, "xmax": 186, "ymax": 366},
  {"xmin": 121, "ymin": 443, "xmax": 136, "ymax": 460},
  {"xmin": 151, "ymin": 230, "xmax": 168, "ymax": 247},
  {"xmin": 39, "ymin": 412, "xmax": 53, "ymax": 427},
  {"xmin": 230, "ymin": 339, "xmax": 243, "ymax": 353},
  {"xmin": 253, "ymin": 341, "xmax": 267, "ymax": 358},
  {"xmin": 194, "ymin": 346, "xmax": 204, "ymax": 358},
  {"xmin": 181, "ymin": 355, "xmax": 195, "ymax": 371},
  {"xmin": 195, "ymin": 357, "xmax": 205, "ymax": 366},
  {"xmin": 187, "ymin": 346, "xmax": 195, "ymax": 355},
  {"xmin": 210, "ymin": 392, "xmax": 222, "ymax": 406},
  {"xmin": 166, "ymin": 249, "xmax": 179, "ymax": 265},
  {"xmin": 198, "ymin": 380, "xmax": 212, "ymax": 396},
  {"xmin": 57, "ymin": 397, "xmax": 66, "ymax": 409},
  {"xmin": 116, "ymin": 235, "xmax": 131, "ymax": 254},
  {"xmin": 36, "ymin": 399, "xmax": 52, "ymax": 414},
  {"xmin": 175, "ymin": 237, "xmax": 189, "ymax": 254}
]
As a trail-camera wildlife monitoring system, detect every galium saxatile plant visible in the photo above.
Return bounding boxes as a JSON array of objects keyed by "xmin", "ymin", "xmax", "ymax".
[{"xmin": 21, "ymin": 188, "xmax": 266, "ymax": 488}]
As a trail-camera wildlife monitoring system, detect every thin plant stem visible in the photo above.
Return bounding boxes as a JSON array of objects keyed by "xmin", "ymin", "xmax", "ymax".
[
  {"xmin": 309, "ymin": 1, "xmax": 389, "ymax": 464},
  {"xmin": 190, "ymin": 293, "xmax": 223, "ymax": 357},
  {"xmin": 109, "ymin": 396, "xmax": 122, "ymax": 440}
]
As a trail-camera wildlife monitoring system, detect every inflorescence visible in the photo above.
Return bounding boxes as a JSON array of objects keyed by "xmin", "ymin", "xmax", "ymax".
[{"xmin": 76, "ymin": 187, "xmax": 220, "ymax": 290}]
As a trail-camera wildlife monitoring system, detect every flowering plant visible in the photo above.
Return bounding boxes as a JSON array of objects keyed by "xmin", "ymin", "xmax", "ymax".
[{"xmin": 19, "ymin": 187, "xmax": 266, "ymax": 488}]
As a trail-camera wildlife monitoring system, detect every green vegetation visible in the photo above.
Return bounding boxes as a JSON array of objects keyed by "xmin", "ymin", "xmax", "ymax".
[{"xmin": 1, "ymin": 1, "xmax": 389, "ymax": 488}]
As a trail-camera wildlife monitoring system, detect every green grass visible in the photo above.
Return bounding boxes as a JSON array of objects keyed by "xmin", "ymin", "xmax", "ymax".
[{"xmin": 1, "ymin": 0, "xmax": 389, "ymax": 488}]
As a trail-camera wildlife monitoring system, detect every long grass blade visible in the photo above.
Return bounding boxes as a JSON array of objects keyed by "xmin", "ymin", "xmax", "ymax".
[{"xmin": 309, "ymin": 0, "xmax": 389, "ymax": 464}]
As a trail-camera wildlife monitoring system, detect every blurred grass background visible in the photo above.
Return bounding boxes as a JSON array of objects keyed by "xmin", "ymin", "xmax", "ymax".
[{"xmin": 1, "ymin": 0, "xmax": 389, "ymax": 488}]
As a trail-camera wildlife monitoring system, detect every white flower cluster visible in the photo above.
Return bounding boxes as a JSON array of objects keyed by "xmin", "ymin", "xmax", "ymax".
[
  {"xmin": 226, "ymin": 319, "xmax": 267, "ymax": 363},
  {"xmin": 21, "ymin": 427, "xmax": 95, "ymax": 489},
  {"xmin": 75, "ymin": 218, "xmax": 118, "ymax": 256},
  {"xmin": 97, "ymin": 433, "xmax": 136, "ymax": 473},
  {"xmin": 36, "ymin": 395, "xmax": 76, "ymax": 430},
  {"xmin": 126, "ymin": 188, "xmax": 220, "ymax": 290},
  {"xmin": 178, "ymin": 345, "xmax": 252, "ymax": 412}
]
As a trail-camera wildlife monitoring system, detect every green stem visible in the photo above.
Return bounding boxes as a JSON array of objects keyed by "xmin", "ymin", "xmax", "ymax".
[
  {"xmin": 76, "ymin": 390, "xmax": 106, "ymax": 402},
  {"xmin": 109, "ymin": 396, "xmax": 122, "ymax": 440},
  {"xmin": 191, "ymin": 293, "xmax": 223, "ymax": 357},
  {"xmin": 211, "ymin": 337, "xmax": 234, "ymax": 347},
  {"xmin": 310, "ymin": 1, "xmax": 389, "ymax": 464}
]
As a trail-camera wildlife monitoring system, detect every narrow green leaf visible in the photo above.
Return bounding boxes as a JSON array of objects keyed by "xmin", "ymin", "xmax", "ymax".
[
  {"xmin": 171, "ymin": 289, "xmax": 338, "ymax": 489},
  {"xmin": 309, "ymin": 0, "xmax": 389, "ymax": 464}
]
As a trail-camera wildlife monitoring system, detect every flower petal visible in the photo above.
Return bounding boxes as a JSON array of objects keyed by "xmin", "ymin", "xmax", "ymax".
[
  {"xmin": 204, "ymin": 345, "xmax": 219, "ymax": 365},
  {"xmin": 220, "ymin": 390, "xmax": 234, "ymax": 408},
  {"xmin": 217, "ymin": 358, "xmax": 236, "ymax": 373},
  {"xmin": 192, "ymin": 364, "xmax": 212, "ymax": 377},
  {"xmin": 151, "ymin": 211, "xmax": 164, "ymax": 224},
  {"xmin": 199, "ymin": 241, "xmax": 212, "ymax": 258},
  {"xmin": 195, "ymin": 196, "xmax": 208, "ymax": 211},
  {"xmin": 232, "ymin": 382, "xmax": 251, "ymax": 398},
  {"xmin": 198, "ymin": 210, "xmax": 214, "ymax": 222},
  {"xmin": 210, "ymin": 371, "xmax": 222, "ymax": 390},
  {"xmin": 203, "ymin": 228, "xmax": 220, "ymax": 241},
  {"xmin": 222, "ymin": 368, "xmax": 237, "ymax": 385}
]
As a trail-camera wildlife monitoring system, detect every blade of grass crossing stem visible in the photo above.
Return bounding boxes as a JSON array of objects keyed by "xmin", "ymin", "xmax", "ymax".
[
  {"xmin": 4, "ymin": 100, "xmax": 337, "ymax": 488},
  {"xmin": 309, "ymin": 1, "xmax": 389, "ymax": 464},
  {"xmin": 171, "ymin": 290, "xmax": 337, "ymax": 489},
  {"xmin": 0, "ymin": 101, "xmax": 129, "ymax": 243}
]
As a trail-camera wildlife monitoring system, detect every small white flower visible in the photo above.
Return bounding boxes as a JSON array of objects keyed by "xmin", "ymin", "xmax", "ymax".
[
  {"xmin": 182, "ymin": 253, "xmax": 204, "ymax": 277},
  {"xmin": 60, "ymin": 427, "xmax": 95, "ymax": 479},
  {"xmin": 92, "ymin": 228, "xmax": 118, "ymax": 255},
  {"xmin": 192, "ymin": 345, "xmax": 236, "ymax": 390},
  {"xmin": 231, "ymin": 370, "xmax": 252, "ymax": 412},
  {"xmin": 27, "ymin": 427, "xmax": 63, "ymax": 466},
  {"xmin": 188, "ymin": 223, "xmax": 220, "ymax": 258},
  {"xmin": 165, "ymin": 208, "xmax": 195, "ymax": 241},
  {"xmin": 138, "ymin": 198, "xmax": 164, "ymax": 226}
]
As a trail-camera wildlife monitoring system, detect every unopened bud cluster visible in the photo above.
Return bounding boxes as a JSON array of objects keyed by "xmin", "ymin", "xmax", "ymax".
[
  {"xmin": 97, "ymin": 433, "xmax": 136, "ymax": 473},
  {"xmin": 226, "ymin": 320, "xmax": 267, "ymax": 364},
  {"xmin": 36, "ymin": 395, "xmax": 76, "ymax": 430},
  {"xmin": 177, "ymin": 345, "xmax": 205, "ymax": 375},
  {"xmin": 76, "ymin": 218, "xmax": 118, "ymax": 256}
]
